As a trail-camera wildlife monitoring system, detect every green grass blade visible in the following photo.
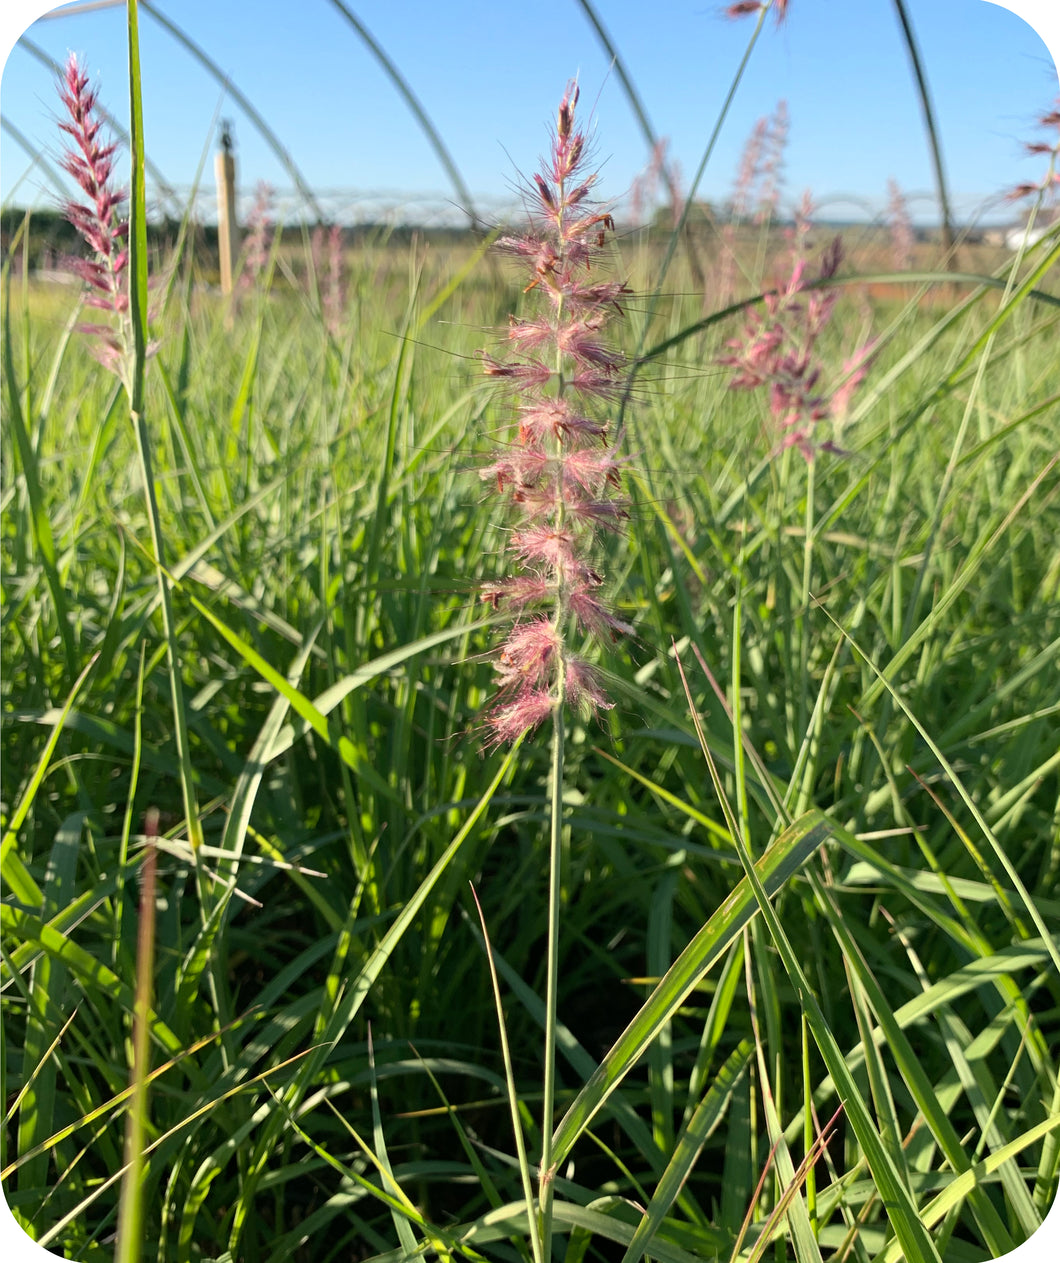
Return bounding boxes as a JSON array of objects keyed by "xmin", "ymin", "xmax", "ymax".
[
  {"xmin": 3, "ymin": 282, "xmax": 76, "ymax": 678},
  {"xmin": 136, "ymin": 0, "xmax": 322, "ymax": 217},
  {"xmin": 833, "ymin": 612, "xmax": 1060, "ymax": 980},
  {"xmin": 366, "ymin": 1028, "xmax": 419, "ymax": 1257},
  {"xmin": 126, "ymin": 0, "xmax": 148, "ymax": 414},
  {"xmin": 620, "ymin": 1039, "xmax": 751, "ymax": 1263},
  {"xmin": 2, "ymin": 902, "xmax": 185, "ymax": 1061},
  {"xmin": 550, "ymin": 810, "xmax": 832, "ymax": 1172},
  {"xmin": 676, "ymin": 658, "xmax": 945, "ymax": 1263},
  {"xmin": 186, "ymin": 581, "xmax": 489, "ymax": 799},
  {"xmin": 473, "ymin": 920, "xmax": 665, "ymax": 1179},
  {"xmin": 15, "ymin": 814, "xmax": 81, "ymax": 1215},
  {"xmin": 873, "ymin": 1113, "xmax": 1060, "ymax": 1263},
  {"xmin": 1, "ymin": 653, "xmax": 97, "ymax": 893}
]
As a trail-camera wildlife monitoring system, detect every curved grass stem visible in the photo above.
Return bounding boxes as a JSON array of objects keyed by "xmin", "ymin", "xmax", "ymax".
[{"xmin": 891, "ymin": 0, "xmax": 956, "ymax": 265}]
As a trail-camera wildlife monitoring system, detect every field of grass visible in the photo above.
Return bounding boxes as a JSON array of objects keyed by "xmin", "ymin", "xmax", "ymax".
[{"xmin": 4, "ymin": 7, "xmax": 1060, "ymax": 1262}]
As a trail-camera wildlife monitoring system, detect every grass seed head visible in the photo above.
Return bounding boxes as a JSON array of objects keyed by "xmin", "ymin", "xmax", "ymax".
[
  {"xmin": 56, "ymin": 54, "xmax": 132, "ymax": 377},
  {"xmin": 719, "ymin": 226, "xmax": 873, "ymax": 459},
  {"xmin": 479, "ymin": 82, "xmax": 629, "ymax": 745}
]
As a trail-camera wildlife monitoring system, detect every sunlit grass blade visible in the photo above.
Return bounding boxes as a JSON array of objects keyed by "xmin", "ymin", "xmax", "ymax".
[
  {"xmin": 620, "ymin": 1039, "xmax": 751, "ymax": 1263},
  {"xmin": 1, "ymin": 1017, "xmax": 255, "ymax": 1184},
  {"xmin": 366, "ymin": 1026, "xmax": 419, "ymax": 1257},
  {"xmin": 2, "ymin": 902, "xmax": 186, "ymax": 1062},
  {"xmin": 206, "ymin": 742, "xmax": 526, "ymax": 1249},
  {"xmin": 825, "ymin": 609, "xmax": 1060, "ymax": 980},
  {"xmin": 14, "ymin": 815, "xmax": 82, "ymax": 1227},
  {"xmin": 647, "ymin": 865, "xmax": 679, "ymax": 1156},
  {"xmin": 550, "ymin": 810, "xmax": 833, "ymax": 1172},
  {"xmin": 268, "ymin": 1090, "xmax": 459, "ymax": 1257},
  {"xmin": 742, "ymin": 1107, "xmax": 846, "ymax": 1263},
  {"xmin": 873, "ymin": 1113, "xmax": 1060, "ymax": 1263},
  {"xmin": 1, "ymin": 653, "xmax": 97, "ymax": 898},
  {"xmin": 409, "ymin": 1046, "xmax": 528, "ymax": 1249},
  {"xmin": 2, "ymin": 283, "xmax": 76, "ymax": 679},
  {"xmin": 32, "ymin": 1048, "xmax": 317, "ymax": 1252},
  {"xmin": 674, "ymin": 650, "xmax": 945, "ymax": 1263},
  {"xmin": 469, "ymin": 915, "xmax": 665, "ymax": 1179},
  {"xmin": 743, "ymin": 921, "xmax": 826, "ymax": 1263},
  {"xmin": 184, "ymin": 578, "xmax": 491, "ymax": 797}
]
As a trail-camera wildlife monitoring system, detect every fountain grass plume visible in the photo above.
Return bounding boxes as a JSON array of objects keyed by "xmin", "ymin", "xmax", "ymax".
[
  {"xmin": 756, "ymin": 99, "xmax": 788, "ymax": 222},
  {"xmin": 719, "ymin": 206, "xmax": 873, "ymax": 459},
  {"xmin": 325, "ymin": 223, "xmax": 346, "ymax": 334},
  {"xmin": 57, "ymin": 53, "xmax": 132, "ymax": 381},
  {"xmin": 56, "ymin": 52, "xmax": 160, "ymax": 388},
  {"xmin": 718, "ymin": 101, "xmax": 787, "ymax": 302},
  {"xmin": 1007, "ymin": 97, "xmax": 1060, "ymax": 204},
  {"xmin": 725, "ymin": 0, "xmax": 789, "ymax": 25},
  {"xmin": 886, "ymin": 177, "xmax": 915, "ymax": 271},
  {"xmin": 478, "ymin": 79, "xmax": 632, "ymax": 748},
  {"xmin": 240, "ymin": 180, "xmax": 275, "ymax": 288}
]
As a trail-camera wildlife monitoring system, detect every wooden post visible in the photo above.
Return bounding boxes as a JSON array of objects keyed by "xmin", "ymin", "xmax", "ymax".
[{"xmin": 215, "ymin": 122, "xmax": 238, "ymax": 295}]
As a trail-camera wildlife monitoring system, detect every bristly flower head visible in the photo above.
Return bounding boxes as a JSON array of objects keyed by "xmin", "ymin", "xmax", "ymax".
[
  {"xmin": 1005, "ymin": 96, "xmax": 1060, "ymax": 204},
  {"xmin": 240, "ymin": 180, "xmax": 274, "ymax": 288},
  {"xmin": 478, "ymin": 81, "xmax": 631, "ymax": 747},
  {"xmin": 57, "ymin": 53, "xmax": 132, "ymax": 380},
  {"xmin": 724, "ymin": 0, "xmax": 789, "ymax": 26},
  {"xmin": 886, "ymin": 178, "xmax": 915, "ymax": 271},
  {"xmin": 719, "ymin": 197, "xmax": 873, "ymax": 459}
]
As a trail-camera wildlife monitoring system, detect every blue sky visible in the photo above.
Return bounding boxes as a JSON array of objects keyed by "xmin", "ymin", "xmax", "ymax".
[{"xmin": 1, "ymin": 1, "xmax": 1058, "ymax": 227}]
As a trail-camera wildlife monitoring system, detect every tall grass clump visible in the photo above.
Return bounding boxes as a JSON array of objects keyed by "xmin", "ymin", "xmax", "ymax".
[{"xmin": 2, "ymin": 5, "xmax": 1059, "ymax": 1263}]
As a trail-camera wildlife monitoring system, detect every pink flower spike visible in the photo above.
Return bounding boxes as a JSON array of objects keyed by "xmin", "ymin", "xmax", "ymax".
[
  {"xmin": 566, "ymin": 369, "xmax": 624, "ymax": 401},
  {"xmin": 563, "ymin": 488, "xmax": 630, "ymax": 533},
  {"xmin": 725, "ymin": 1, "xmax": 790, "ymax": 29},
  {"xmin": 480, "ymin": 447, "xmax": 551, "ymax": 493},
  {"xmin": 476, "ymin": 83, "xmax": 630, "ymax": 744},
  {"xmin": 560, "ymin": 447, "xmax": 623, "ymax": 493},
  {"xmin": 718, "ymin": 226, "xmax": 869, "ymax": 459},
  {"xmin": 1005, "ymin": 95, "xmax": 1060, "ymax": 200},
  {"xmin": 56, "ymin": 53, "xmax": 133, "ymax": 380},
  {"xmin": 508, "ymin": 318, "xmax": 555, "ymax": 351},
  {"xmin": 556, "ymin": 321, "xmax": 624, "ymax": 372},
  {"xmin": 562, "ymin": 280, "xmax": 631, "ymax": 313},
  {"xmin": 831, "ymin": 342, "xmax": 875, "ymax": 423},
  {"xmin": 557, "ymin": 81, "xmax": 579, "ymax": 139},
  {"xmin": 534, "ymin": 173, "xmax": 556, "ymax": 211}
]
